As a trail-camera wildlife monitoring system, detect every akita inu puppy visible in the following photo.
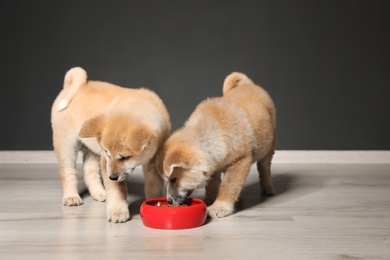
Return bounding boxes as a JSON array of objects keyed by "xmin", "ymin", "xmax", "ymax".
[
  {"xmin": 156, "ymin": 72, "xmax": 276, "ymax": 218},
  {"xmin": 51, "ymin": 67, "xmax": 170, "ymax": 223}
]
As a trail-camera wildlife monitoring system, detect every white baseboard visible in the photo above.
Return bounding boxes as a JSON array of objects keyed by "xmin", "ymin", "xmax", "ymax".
[
  {"xmin": 0, "ymin": 150, "xmax": 389, "ymax": 164},
  {"xmin": 273, "ymin": 150, "xmax": 390, "ymax": 164}
]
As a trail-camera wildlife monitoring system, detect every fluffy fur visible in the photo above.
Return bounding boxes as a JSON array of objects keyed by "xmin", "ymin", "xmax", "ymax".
[
  {"xmin": 156, "ymin": 72, "xmax": 276, "ymax": 218},
  {"xmin": 51, "ymin": 67, "xmax": 171, "ymax": 223}
]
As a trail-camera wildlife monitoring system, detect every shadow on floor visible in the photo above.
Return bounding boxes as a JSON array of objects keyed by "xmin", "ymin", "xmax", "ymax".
[
  {"xmin": 235, "ymin": 172, "xmax": 299, "ymax": 213},
  {"xmin": 78, "ymin": 171, "xmax": 305, "ymax": 218}
]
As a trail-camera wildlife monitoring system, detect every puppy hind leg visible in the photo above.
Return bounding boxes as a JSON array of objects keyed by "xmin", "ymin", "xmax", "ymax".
[
  {"xmin": 257, "ymin": 153, "xmax": 275, "ymax": 196},
  {"xmin": 59, "ymin": 164, "xmax": 83, "ymax": 206},
  {"xmin": 208, "ymin": 157, "xmax": 252, "ymax": 218},
  {"xmin": 205, "ymin": 172, "xmax": 222, "ymax": 206},
  {"xmin": 82, "ymin": 150, "xmax": 106, "ymax": 202},
  {"xmin": 142, "ymin": 163, "xmax": 164, "ymax": 199},
  {"xmin": 54, "ymin": 140, "xmax": 83, "ymax": 206}
]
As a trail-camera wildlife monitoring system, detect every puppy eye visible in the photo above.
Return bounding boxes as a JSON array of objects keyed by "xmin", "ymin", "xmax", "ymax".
[
  {"xmin": 169, "ymin": 178, "xmax": 177, "ymax": 184},
  {"xmin": 119, "ymin": 156, "xmax": 131, "ymax": 161}
]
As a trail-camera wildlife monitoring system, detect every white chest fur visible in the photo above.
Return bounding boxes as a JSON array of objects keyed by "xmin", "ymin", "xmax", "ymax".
[{"xmin": 79, "ymin": 137, "xmax": 102, "ymax": 155}]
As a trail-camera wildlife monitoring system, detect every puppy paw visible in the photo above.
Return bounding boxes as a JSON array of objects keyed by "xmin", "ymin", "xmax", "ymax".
[
  {"xmin": 63, "ymin": 196, "xmax": 83, "ymax": 206},
  {"xmin": 91, "ymin": 190, "xmax": 106, "ymax": 202},
  {"xmin": 207, "ymin": 201, "xmax": 234, "ymax": 218},
  {"xmin": 261, "ymin": 185, "xmax": 275, "ymax": 196},
  {"xmin": 107, "ymin": 204, "xmax": 130, "ymax": 223}
]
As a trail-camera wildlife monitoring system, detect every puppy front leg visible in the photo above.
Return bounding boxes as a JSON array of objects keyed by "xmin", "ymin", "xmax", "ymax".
[
  {"xmin": 142, "ymin": 163, "xmax": 164, "ymax": 199},
  {"xmin": 82, "ymin": 150, "xmax": 106, "ymax": 202},
  {"xmin": 208, "ymin": 157, "xmax": 252, "ymax": 218},
  {"xmin": 205, "ymin": 172, "xmax": 222, "ymax": 206},
  {"xmin": 101, "ymin": 156, "xmax": 130, "ymax": 223}
]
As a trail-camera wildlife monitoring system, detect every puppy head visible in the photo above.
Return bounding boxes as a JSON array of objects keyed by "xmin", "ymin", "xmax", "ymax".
[
  {"xmin": 158, "ymin": 143, "xmax": 209, "ymax": 205},
  {"xmin": 79, "ymin": 113, "xmax": 158, "ymax": 181}
]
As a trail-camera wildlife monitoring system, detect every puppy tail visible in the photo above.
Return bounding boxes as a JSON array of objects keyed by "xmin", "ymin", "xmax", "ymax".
[
  {"xmin": 222, "ymin": 72, "xmax": 253, "ymax": 95},
  {"xmin": 57, "ymin": 67, "xmax": 87, "ymax": 111}
]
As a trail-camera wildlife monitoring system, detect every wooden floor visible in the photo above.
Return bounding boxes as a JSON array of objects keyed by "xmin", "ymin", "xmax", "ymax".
[{"xmin": 1, "ymin": 153, "xmax": 390, "ymax": 259}]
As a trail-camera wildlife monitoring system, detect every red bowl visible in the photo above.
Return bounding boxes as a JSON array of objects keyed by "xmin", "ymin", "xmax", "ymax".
[{"xmin": 140, "ymin": 198, "xmax": 207, "ymax": 230}]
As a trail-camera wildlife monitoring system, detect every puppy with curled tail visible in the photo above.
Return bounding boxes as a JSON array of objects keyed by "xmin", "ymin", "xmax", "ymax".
[
  {"xmin": 51, "ymin": 67, "xmax": 171, "ymax": 223},
  {"xmin": 156, "ymin": 72, "xmax": 276, "ymax": 218}
]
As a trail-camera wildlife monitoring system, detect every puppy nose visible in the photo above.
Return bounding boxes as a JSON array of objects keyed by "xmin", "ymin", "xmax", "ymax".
[
  {"xmin": 109, "ymin": 176, "xmax": 118, "ymax": 181},
  {"xmin": 167, "ymin": 198, "xmax": 173, "ymax": 205}
]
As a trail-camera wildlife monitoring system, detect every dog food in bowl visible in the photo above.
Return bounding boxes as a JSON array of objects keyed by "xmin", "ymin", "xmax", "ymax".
[{"xmin": 155, "ymin": 201, "xmax": 188, "ymax": 207}]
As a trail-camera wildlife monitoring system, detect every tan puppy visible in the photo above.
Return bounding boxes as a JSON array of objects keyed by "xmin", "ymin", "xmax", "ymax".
[
  {"xmin": 51, "ymin": 67, "xmax": 170, "ymax": 223},
  {"xmin": 156, "ymin": 72, "xmax": 276, "ymax": 218}
]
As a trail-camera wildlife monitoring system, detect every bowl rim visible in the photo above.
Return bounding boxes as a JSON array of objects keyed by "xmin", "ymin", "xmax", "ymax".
[{"xmin": 141, "ymin": 197, "xmax": 205, "ymax": 210}]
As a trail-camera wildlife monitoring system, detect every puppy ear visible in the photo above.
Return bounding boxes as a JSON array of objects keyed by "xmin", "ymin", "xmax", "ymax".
[
  {"xmin": 152, "ymin": 148, "xmax": 165, "ymax": 177},
  {"xmin": 79, "ymin": 115, "xmax": 104, "ymax": 138},
  {"xmin": 162, "ymin": 145, "xmax": 196, "ymax": 177},
  {"xmin": 127, "ymin": 125, "xmax": 156, "ymax": 155},
  {"xmin": 163, "ymin": 163, "xmax": 190, "ymax": 177}
]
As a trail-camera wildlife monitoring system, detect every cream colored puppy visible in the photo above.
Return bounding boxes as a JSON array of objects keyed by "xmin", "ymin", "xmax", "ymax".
[
  {"xmin": 157, "ymin": 72, "xmax": 276, "ymax": 218},
  {"xmin": 51, "ymin": 67, "xmax": 170, "ymax": 223}
]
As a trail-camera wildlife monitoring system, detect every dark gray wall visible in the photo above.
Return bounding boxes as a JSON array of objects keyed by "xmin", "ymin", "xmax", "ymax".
[{"xmin": 1, "ymin": 1, "xmax": 389, "ymax": 150}]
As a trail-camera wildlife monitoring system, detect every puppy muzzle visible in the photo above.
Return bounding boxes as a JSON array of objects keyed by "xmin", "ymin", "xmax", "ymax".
[
  {"xmin": 109, "ymin": 173, "xmax": 128, "ymax": 182},
  {"xmin": 167, "ymin": 190, "xmax": 193, "ymax": 205},
  {"xmin": 108, "ymin": 168, "xmax": 135, "ymax": 182}
]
